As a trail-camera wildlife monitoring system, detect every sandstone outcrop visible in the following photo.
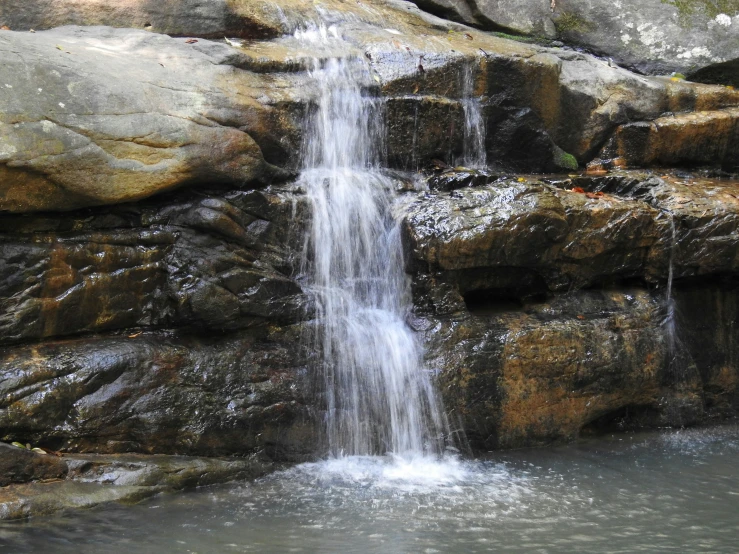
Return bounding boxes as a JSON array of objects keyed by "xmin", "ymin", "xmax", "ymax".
[
  {"xmin": 410, "ymin": 0, "xmax": 739, "ymax": 79},
  {"xmin": 2, "ymin": 4, "xmax": 738, "ymax": 215},
  {"xmin": 0, "ymin": 1, "xmax": 738, "ymax": 516},
  {"xmin": 404, "ymin": 170, "xmax": 739, "ymax": 448}
]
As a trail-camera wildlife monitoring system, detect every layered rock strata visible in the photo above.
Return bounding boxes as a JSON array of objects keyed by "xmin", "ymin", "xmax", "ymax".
[{"xmin": 0, "ymin": 1, "xmax": 738, "ymax": 504}]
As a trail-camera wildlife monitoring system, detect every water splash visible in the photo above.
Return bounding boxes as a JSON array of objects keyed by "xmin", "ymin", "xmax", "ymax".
[{"xmin": 297, "ymin": 46, "xmax": 448, "ymax": 458}]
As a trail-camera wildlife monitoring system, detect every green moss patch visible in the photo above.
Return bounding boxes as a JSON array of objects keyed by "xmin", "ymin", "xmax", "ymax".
[
  {"xmin": 553, "ymin": 12, "xmax": 597, "ymax": 34},
  {"xmin": 661, "ymin": 0, "xmax": 739, "ymax": 21}
]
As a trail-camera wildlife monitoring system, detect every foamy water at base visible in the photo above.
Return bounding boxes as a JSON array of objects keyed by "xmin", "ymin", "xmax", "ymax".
[{"xmin": 3, "ymin": 424, "xmax": 739, "ymax": 553}]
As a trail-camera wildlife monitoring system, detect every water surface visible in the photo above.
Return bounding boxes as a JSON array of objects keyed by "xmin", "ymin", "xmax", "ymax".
[{"xmin": 2, "ymin": 424, "xmax": 738, "ymax": 553}]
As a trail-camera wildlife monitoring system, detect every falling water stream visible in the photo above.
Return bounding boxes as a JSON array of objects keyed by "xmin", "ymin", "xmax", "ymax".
[
  {"xmin": 459, "ymin": 64, "xmax": 486, "ymax": 169},
  {"xmin": 298, "ymin": 41, "xmax": 447, "ymax": 459}
]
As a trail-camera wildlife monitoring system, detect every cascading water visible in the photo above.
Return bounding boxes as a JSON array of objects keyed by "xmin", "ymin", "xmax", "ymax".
[
  {"xmin": 459, "ymin": 64, "xmax": 486, "ymax": 169},
  {"xmin": 298, "ymin": 48, "xmax": 448, "ymax": 458}
]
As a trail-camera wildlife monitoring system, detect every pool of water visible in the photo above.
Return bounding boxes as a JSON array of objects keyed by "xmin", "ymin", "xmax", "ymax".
[{"xmin": 2, "ymin": 424, "xmax": 738, "ymax": 553}]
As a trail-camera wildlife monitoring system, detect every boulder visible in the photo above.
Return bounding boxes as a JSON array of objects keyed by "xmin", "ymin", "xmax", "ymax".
[
  {"xmin": 405, "ymin": 170, "xmax": 739, "ymax": 450},
  {"xmin": 404, "ymin": 171, "xmax": 739, "ymax": 297},
  {"xmin": 410, "ymin": 0, "xmax": 739, "ymax": 78},
  {"xmin": 1, "ymin": 8, "xmax": 738, "ymax": 214},
  {"xmin": 0, "ymin": 442, "xmax": 68, "ymax": 486},
  {"xmin": 426, "ymin": 289, "xmax": 690, "ymax": 450},
  {"xmin": 0, "ymin": 26, "xmax": 281, "ymax": 212}
]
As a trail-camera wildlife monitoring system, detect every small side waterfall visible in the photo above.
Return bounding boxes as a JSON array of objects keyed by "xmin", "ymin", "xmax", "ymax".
[
  {"xmin": 459, "ymin": 65, "xmax": 486, "ymax": 168},
  {"xmin": 298, "ymin": 54, "xmax": 448, "ymax": 458},
  {"xmin": 665, "ymin": 215, "xmax": 677, "ymax": 358}
]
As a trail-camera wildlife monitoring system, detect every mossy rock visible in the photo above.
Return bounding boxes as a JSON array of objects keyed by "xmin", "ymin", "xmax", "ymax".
[
  {"xmin": 661, "ymin": 0, "xmax": 739, "ymax": 20},
  {"xmin": 553, "ymin": 147, "xmax": 579, "ymax": 171}
]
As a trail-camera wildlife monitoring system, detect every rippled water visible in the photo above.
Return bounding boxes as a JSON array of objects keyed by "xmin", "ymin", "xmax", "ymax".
[{"xmin": 3, "ymin": 424, "xmax": 738, "ymax": 553}]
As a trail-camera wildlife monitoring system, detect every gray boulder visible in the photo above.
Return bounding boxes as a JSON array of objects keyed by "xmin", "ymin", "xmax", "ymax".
[{"xmin": 410, "ymin": 0, "xmax": 739, "ymax": 77}]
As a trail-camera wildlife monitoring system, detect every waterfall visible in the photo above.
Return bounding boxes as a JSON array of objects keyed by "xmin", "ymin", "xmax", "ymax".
[
  {"xmin": 298, "ymin": 54, "xmax": 448, "ymax": 458},
  {"xmin": 459, "ymin": 64, "xmax": 486, "ymax": 168}
]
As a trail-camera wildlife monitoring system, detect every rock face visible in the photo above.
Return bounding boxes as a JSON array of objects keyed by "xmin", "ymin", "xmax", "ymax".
[
  {"xmin": 403, "ymin": 170, "xmax": 739, "ymax": 449},
  {"xmin": 410, "ymin": 0, "xmax": 739, "ymax": 78},
  {"xmin": 0, "ymin": 183, "xmax": 316, "ymax": 460},
  {"xmin": 1, "ymin": 22, "xmax": 737, "ymax": 213},
  {"xmin": 0, "ymin": 442, "xmax": 68, "ymax": 486},
  {"xmin": 0, "ymin": 0, "xmax": 300, "ymax": 39},
  {"xmin": 0, "ymin": 0, "xmax": 738, "ymax": 483},
  {"xmin": 0, "ymin": 26, "xmax": 277, "ymax": 212}
]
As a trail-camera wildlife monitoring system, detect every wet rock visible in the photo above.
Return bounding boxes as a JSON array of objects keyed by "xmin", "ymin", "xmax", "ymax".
[
  {"xmin": 405, "ymin": 171, "xmax": 739, "ymax": 296},
  {"xmin": 426, "ymin": 168, "xmax": 500, "ymax": 191},
  {"xmin": 600, "ymin": 107, "xmax": 739, "ymax": 171},
  {"xmin": 385, "ymin": 96, "xmax": 465, "ymax": 170},
  {"xmin": 429, "ymin": 289, "xmax": 677, "ymax": 449},
  {"xmin": 689, "ymin": 58, "xmax": 739, "ymax": 89},
  {"xmin": 0, "ymin": 186, "xmax": 306, "ymax": 342},
  {"xmin": 426, "ymin": 282, "xmax": 724, "ymax": 450},
  {"xmin": 0, "ymin": 329, "xmax": 316, "ymax": 460},
  {"xmin": 0, "ymin": 442, "xmax": 68, "ymax": 486},
  {"xmin": 0, "ymin": 452, "xmax": 273, "ymax": 520},
  {"xmin": 403, "ymin": 177, "xmax": 663, "ymax": 292},
  {"xmin": 674, "ymin": 281, "xmax": 739, "ymax": 419},
  {"xmin": 406, "ymin": 170, "xmax": 739, "ymax": 448}
]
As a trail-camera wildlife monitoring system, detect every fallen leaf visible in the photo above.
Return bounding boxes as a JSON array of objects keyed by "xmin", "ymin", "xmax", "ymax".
[
  {"xmin": 576, "ymin": 315, "xmax": 585, "ymax": 320},
  {"xmin": 571, "ymin": 187, "xmax": 585, "ymax": 193},
  {"xmin": 128, "ymin": 331, "xmax": 143, "ymax": 338},
  {"xmin": 31, "ymin": 447, "xmax": 48, "ymax": 455},
  {"xmin": 11, "ymin": 441, "xmax": 25, "ymax": 448},
  {"xmin": 0, "ymin": 26, "xmax": 10, "ymax": 31},
  {"xmin": 585, "ymin": 191, "xmax": 604, "ymax": 199},
  {"xmin": 185, "ymin": 38, "xmax": 198, "ymax": 44},
  {"xmin": 412, "ymin": 84, "xmax": 419, "ymax": 94},
  {"xmin": 517, "ymin": 177, "xmax": 526, "ymax": 182},
  {"xmin": 464, "ymin": 33, "xmax": 473, "ymax": 40}
]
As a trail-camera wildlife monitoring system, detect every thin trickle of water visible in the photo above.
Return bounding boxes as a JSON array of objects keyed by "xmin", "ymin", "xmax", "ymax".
[
  {"xmin": 459, "ymin": 64, "xmax": 486, "ymax": 168},
  {"xmin": 297, "ymin": 41, "xmax": 448, "ymax": 458},
  {"xmin": 665, "ymin": 214, "xmax": 677, "ymax": 357}
]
